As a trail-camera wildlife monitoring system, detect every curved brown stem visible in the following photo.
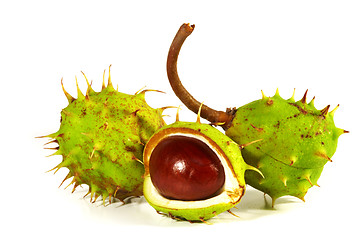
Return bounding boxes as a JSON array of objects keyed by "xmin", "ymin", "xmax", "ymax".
[{"xmin": 166, "ymin": 23, "xmax": 235, "ymax": 129}]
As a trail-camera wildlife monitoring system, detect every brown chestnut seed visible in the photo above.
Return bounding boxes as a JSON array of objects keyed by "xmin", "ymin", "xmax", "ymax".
[{"xmin": 149, "ymin": 135, "xmax": 225, "ymax": 201}]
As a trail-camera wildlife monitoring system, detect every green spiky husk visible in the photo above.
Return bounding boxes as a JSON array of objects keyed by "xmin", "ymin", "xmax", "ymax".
[
  {"xmin": 143, "ymin": 121, "xmax": 261, "ymax": 221},
  {"xmin": 225, "ymin": 90, "xmax": 346, "ymax": 204},
  {"xmin": 46, "ymin": 74, "xmax": 165, "ymax": 203}
]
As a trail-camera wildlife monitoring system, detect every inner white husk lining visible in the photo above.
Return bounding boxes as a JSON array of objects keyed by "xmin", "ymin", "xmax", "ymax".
[{"xmin": 145, "ymin": 132, "xmax": 241, "ymax": 209}]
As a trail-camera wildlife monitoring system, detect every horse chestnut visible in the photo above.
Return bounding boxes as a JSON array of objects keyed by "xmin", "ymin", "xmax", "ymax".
[{"xmin": 149, "ymin": 135, "xmax": 225, "ymax": 201}]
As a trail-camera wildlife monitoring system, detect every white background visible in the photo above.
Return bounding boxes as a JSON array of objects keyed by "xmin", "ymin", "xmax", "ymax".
[{"xmin": 1, "ymin": 0, "xmax": 359, "ymax": 239}]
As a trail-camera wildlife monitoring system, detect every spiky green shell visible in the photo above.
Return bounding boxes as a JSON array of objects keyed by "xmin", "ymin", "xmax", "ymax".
[
  {"xmin": 46, "ymin": 74, "xmax": 165, "ymax": 203},
  {"xmin": 225, "ymin": 90, "xmax": 346, "ymax": 204},
  {"xmin": 143, "ymin": 121, "xmax": 261, "ymax": 221}
]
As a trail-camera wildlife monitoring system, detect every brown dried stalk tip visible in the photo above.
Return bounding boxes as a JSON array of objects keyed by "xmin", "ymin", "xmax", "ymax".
[{"xmin": 166, "ymin": 23, "xmax": 235, "ymax": 130}]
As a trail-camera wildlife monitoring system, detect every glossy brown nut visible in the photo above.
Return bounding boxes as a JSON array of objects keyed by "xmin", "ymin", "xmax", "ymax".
[{"xmin": 149, "ymin": 135, "xmax": 225, "ymax": 201}]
